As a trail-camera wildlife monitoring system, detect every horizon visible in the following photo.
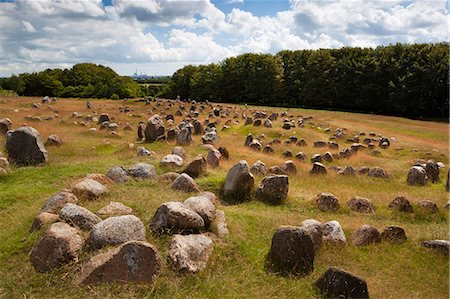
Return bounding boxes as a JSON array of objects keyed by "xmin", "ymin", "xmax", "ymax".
[{"xmin": 0, "ymin": 0, "xmax": 448, "ymax": 77}]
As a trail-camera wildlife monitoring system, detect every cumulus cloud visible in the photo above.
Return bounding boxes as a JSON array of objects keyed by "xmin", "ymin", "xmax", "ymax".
[{"xmin": 0, "ymin": 0, "xmax": 447, "ymax": 76}]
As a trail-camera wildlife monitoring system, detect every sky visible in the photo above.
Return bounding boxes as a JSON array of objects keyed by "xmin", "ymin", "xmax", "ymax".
[{"xmin": 0, "ymin": 0, "xmax": 448, "ymax": 77}]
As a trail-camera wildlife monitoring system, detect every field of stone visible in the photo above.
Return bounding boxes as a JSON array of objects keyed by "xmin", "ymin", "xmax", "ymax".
[{"xmin": 0, "ymin": 96, "xmax": 448, "ymax": 298}]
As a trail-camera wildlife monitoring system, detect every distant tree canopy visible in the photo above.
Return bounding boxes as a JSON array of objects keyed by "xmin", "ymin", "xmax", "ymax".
[
  {"xmin": 163, "ymin": 43, "xmax": 449, "ymax": 119},
  {"xmin": 1, "ymin": 63, "xmax": 142, "ymax": 99}
]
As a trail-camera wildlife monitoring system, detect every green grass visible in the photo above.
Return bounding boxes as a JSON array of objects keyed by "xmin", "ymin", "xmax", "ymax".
[{"xmin": 0, "ymin": 96, "xmax": 448, "ymax": 298}]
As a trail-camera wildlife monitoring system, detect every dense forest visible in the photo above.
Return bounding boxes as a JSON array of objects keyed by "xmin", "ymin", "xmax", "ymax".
[
  {"xmin": 163, "ymin": 43, "xmax": 449, "ymax": 119},
  {"xmin": 0, "ymin": 63, "xmax": 143, "ymax": 99}
]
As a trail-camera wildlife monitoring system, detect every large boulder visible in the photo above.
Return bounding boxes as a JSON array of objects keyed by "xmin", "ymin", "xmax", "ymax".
[
  {"xmin": 310, "ymin": 162, "xmax": 327, "ymax": 175},
  {"xmin": 40, "ymin": 191, "xmax": 78, "ymax": 214},
  {"xmin": 107, "ymin": 166, "xmax": 129, "ymax": 183},
  {"xmin": 59, "ymin": 203, "xmax": 101, "ymax": 230},
  {"xmin": 315, "ymin": 193, "xmax": 340, "ymax": 212},
  {"xmin": 266, "ymin": 226, "xmax": 314, "ymax": 276},
  {"xmin": 250, "ymin": 160, "xmax": 267, "ymax": 177},
  {"xmin": 176, "ymin": 122, "xmax": 194, "ymax": 145},
  {"xmin": 424, "ymin": 160, "xmax": 439, "ymax": 183},
  {"xmin": 88, "ymin": 215, "xmax": 146, "ymax": 250},
  {"xmin": 315, "ymin": 267, "xmax": 369, "ymax": 299},
  {"xmin": 30, "ymin": 222, "xmax": 83, "ymax": 272},
  {"xmin": 183, "ymin": 196, "xmax": 216, "ymax": 228},
  {"xmin": 406, "ymin": 166, "xmax": 428, "ymax": 186},
  {"xmin": 322, "ymin": 220, "xmax": 346, "ymax": 245},
  {"xmin": 171, "ymin": 173, "xmax": 200, "ymax": 193},
  {"xmin": 221, "ymin": 160, "xmax": 254, "ymax": 204},
  {"xmin": 150, "ymin": 202, "xmax": 205, "ymax": 235},
  {"xmin": 256, "ymin": 175, "xmax": 289, "ymax": 205},
  {"xmin": 144, "ymin": 115, "xmax": 165, "ymax": 142},
  {"xmin": 168, "ymin": 234, "xmax": 213, "ymax": 273},
  {"xmin": 71, "ymin": 178, "xmax": 108, "ymax": 200},
  {"xmin": 77, "ymin": 241, "xmax": 162, "ymax": 285},
  {"xmin": 380, "ymin": 226, "xmax": 407, "ymax": 244},
  {"xmin": 127, "ymin": 163, "xmax": 157, "ymax": 179},
  {"xmin": 183, "ymin": 154, "xmax": 207, "ymax": 178},
  {"xmin": 202, "ymin": 128, "xmax": 218, "ymax": 144},
  {"xmin": 347, "ymin": 196, "xmax": 375, "ymax": 213},
  {"xmin": 6, "ymin": 126, "xmax": 48, "ymax": 166},
  {"xmin": 206, "ymin": 149, "xmax": 221, "ymax": 168},
  {"xmin": 351, "ymin": 225, "xmax": 381, "ymax": 246}
]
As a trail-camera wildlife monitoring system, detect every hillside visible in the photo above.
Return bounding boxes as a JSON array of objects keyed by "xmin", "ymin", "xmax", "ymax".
[{"xmin": 0, "ymin": 96, "xmax": 448, "ymax": 298}]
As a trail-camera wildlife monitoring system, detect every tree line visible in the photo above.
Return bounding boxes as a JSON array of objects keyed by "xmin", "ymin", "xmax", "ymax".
[
  {"xmin": 0, "ymin": 63, "xmax": 143, "ymax": 99},
  {"xmin": 162, "ymin": 43, "xmax": 449, "ymax": 119}
]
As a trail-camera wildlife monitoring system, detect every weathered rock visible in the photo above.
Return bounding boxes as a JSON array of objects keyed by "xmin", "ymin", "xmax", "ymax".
[
  {"xmin": 264, "ymin": 119, "xmax": 273, "ymax": 128},
  {"xmin": 145, "ymin": 115, "xmax": 165, "ymax": 142},
  {"xmin": 310, "ymin": 162, "xmax": 327, "ymax": 175},
  {"xmin": 202, "ymin": 129, "xmax": 218, "ymax": 144},
  {"xmin": 150, "ymin": 201, "xmax": 205, "ymax": 234},
  {"xmin": 59, "ymin": 203, "xmax": 101, "ymax": 230},
  {"xmin": 421, "ymin": 240, "xmax": 450, "ymax": 254},
  {"xmin": 183, "ymin": 154, "xmax": 207, "ymax": 178},
  {"xmin": 98, "ymin": 113, "xmax": 110, "ymax": 124},
  {"xmin": 315, "ymin": 267, "xmax": 369, "ymax": 299},
  {"xmin": 338, "ymin": 166, "xmax": 357, "ymax": 176},
  {"xmin": 45, "ymin": 134, "xmax": 63, "ymax": 146},
  {"xmin": 322, "ymin": 220, "xmax": 346, "ymax": 245},
  {"xmin": 424, "ymin": 160, "xmax": 440, "ymax": 183},
  {"xmin": 176, "ymin": 122, "xmax": 193, "ymax": 145},
  {"xmin": 160, "ymin": 154, "xmax": 184, "ymax": 167},
  {"xmin": 85, "ymin": 173, "xmax": 114, "ymax": 186},
  {"xmin": 78, "ymin": 241, "xmax": 162, "ymax": 285},
  {"xmin": 168, "ymin": 234, "xmax": 213, "ymax": 273},
  {"xmin": 40, "ymin": 191, "xmax": 78, "ymax": 214},
  {"xmin": 417, "ymin": 200, "xmax": 439, "ymax": 213},
  {"xmin": 6, "ymin": 126, "xmax": 48, "ymax": 166},
  {"xmin": 244, "ymin": 133, "xmax": 253, "ymax": 147},
  {"xmin": 380, "ymin": 226, "xmax": 407, "ymax": 244},
  {"xmin": 389, "ymin": 196, "xmax": 413, "ymax": 213},
  {"xmin": 300, "ymin": 219, "xmax": 323, "ymax": 253},
  {"xmin": 211, "ymin": 209, "xmax": 229, "ymax": 237},
  {"xmin": 0, "ymin": 118, "xmax": 12, "ymax": 134},
  {"xmin": 30, "ymin": 212, "xmax": 59, "ymax": 232},
  {"xmin": 221, "ymin": 160, "xmax": 254, "ymax": 204},
  {"xmin": 127, "ymin": 163, "xmax": 157, "ymax": 179},
  {"xmin": 250, "ymin": 160, "xmax": 267, "ymax": 177},
  {"xmin": 206, "ymin": 149, "xmax": 221, "ymax": 168},
  {"xmin": 311, "ymin": 154, "xmax": 322, "ymax": 163},
  {"xmin": 352, "ymin": 225, "xmax": 381, "ymax": 246},
  {"xmin": 183, "ymin": 196, "xmax": 216, "ymax": 227},
  {"xmin": 97, "ymin": 202, "xmax": 133, "ymax": 217},
  {"xmin": 171, "ymin": 173, "xmax": 200, "ymax": 193},
  {"xmin": 406, "ymin": 166, "xmax": 428, "ymax": 186},
  {"xmin": 368, "ymin": 166, "xmax": 389, "ymax": 178},
  {"xmin": 266, "ymin": 226, "xmax": 314, "ymax": 276},
  {"xmin": 157, "ymin": 171, "xmax": 180, "ymax": 183},
  {"xmin": 315, "ymin": 193, "xmax": 340, "ymax": 212},
  {"xmin": 249, "ymin": 140, "xmax": 262, "ymax": 151},
  {"xmin": 347, "ymin": 196, "xmax": 375, "ymax": 213},
  {"xmin": 88, "ymin": 215, "xmax": 146, "ymax": 250},
  {"xmin": 218, "ymin": 146, "xmax": 229, "ymax": 160},
  {"xmin": 137, "ymin": 146, "xmax": 152, "ymax": 156},
  {"xmin": 256, "ymin": 175, "xmax": 289, "ymax": 205},
  {"xmin": 281, "ymin": 160, "xmax": 297, "ymax": 175},
  {"xmin": 172, "ymin": 146, "xmax": 186, "ymax": 159},
  {"xmin": 71, "ymin": 178, "xmax": 108, "ymax": 200},
  {"xmin": 107, "ymin": 166, "xmax": 129, "ymax": 183},
  {"xmin": 322, "ymin": 151, "xmax": 333, "ymax": 163},
  {"xmin": 30, "ymin": 222, "xmax": 83, "ymax": 272}
]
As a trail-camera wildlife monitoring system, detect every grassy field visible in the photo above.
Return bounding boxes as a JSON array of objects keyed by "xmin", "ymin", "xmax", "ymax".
[{"xmin": 0, "ymin": 96, "xmax": 448, "ymax": 298}]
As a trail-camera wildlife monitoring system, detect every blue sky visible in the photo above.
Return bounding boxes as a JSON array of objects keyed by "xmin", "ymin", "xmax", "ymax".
[{"xmin": 0, "ymin": 0, "xmax": 447, "ymax": 76}]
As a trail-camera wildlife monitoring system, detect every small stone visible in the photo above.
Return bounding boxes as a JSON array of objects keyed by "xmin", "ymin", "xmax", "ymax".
[
  {"xmin": 347, "ymin": 196, "xmax": 375, "ymax": 213},
  {"xmin": 97, "ymin": 202, "xmax": 133, "ymax": 217},
  {"xmin": 417, "ymin": 200, "xmax": 439, "ymax": 213},
  {"xmin": 256, "ymin": 175, "xmax": 289, "ymax": 205},
  {"xmin": 389, "ymin": 196, "xmax": 413, "ymax": 213},
  {"xmin": 352, "ymin": 225, "xmax": 381, "ymax": 246},
  {"xmin": 380, "ymin": 226, "xmax": 407, "ymax": 244},
  {"xmin": 127, "ymin": 163, "xmax": 157, "ymax": 179},
  {"xmin": 160, "ymin": 154, "xmax": 184, "ymax": 167}
]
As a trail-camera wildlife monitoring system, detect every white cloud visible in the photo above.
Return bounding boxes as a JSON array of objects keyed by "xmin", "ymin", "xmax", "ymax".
[{"xmin": 0, "ymin": 0, "xmax": 447, "ymax": 76}]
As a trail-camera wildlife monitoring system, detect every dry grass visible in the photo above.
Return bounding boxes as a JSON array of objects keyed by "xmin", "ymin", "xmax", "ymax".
[{"xmin": 0, "ymin": 96, "xmax": 448, "ymax": 298}]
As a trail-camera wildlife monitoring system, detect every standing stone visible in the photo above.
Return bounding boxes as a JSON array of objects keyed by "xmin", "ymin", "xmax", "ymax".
[
  {"xmin": 315, "ymin": 193, "xmax": 340, "ymax": 212},
  {"xmin": 168, "ymin": 234, "xmax": 213, "ymax": 273},
  {"xmin": 88, "ymin": 215, "xmax": 146, "ymax": 250},
  {"xmin": 0, "ymin": 118, "xmax": 12, "ymax": 134},
  {"xmin": 256, "ymin": 175, "xmax": 289, "ymax": 205},
  {"xmin": 310, "ymin": 162, "xmax": 327, "ymax": 175},
  {"xmin": 137, "ymin": 122, "xmax": 145, "ymax": 140},
  {"xmin": 77, "ymin": 241, "xmax": 162, "ymax": 285},
  {"xmin": 6, "ymin": 126, "xmax": 48, "ymax": 166},
  {"xmin": 145, "ymin": 115, "xmax": 165, "ymax": 142},
  {"xmin": 176, "ymin": 122, "xmax": 194, "ymax": 145},
  {"xmin": 30, "ymin": 222, "xmax": 83, "ymax": 272},
  {"xmin": 266, "ymin": 226, "xmax": 314, "ymax": 276},
  {"xmin": 406, "ymin": 166, "xmax": 428, "ymax": 186},
  {"xmin": 281, "ymin": 160, "xmax": 297, "ymax": 175},
  {"xmin": 59, "ymin": 203, "xmax": 102, "ymax": 230},
  {"xmin": 150, "ymin": 201, "xmax": 205, "ymax": 235},
  {"xmin": 183, "ymin": 154, "xmax": 207, "ymax": 178},
  {"xmin": 250, "ymin": 160, "xmax": 267, "ymax": 177},
  {"xmin": 45, "ymin": 134, "xmax": 63, "ymax": 146},
  {"xmin": 206, "ymin": 149, "xmax": 221, "ymax": 168},
  {"xmin": 322, "ymin": 220, "xmax": 347, "ymax": 245},
  {"xmin": 380, "ymin": 226, "xmax": 407, "ymax": 244},
  {"xmin": 98, "ymin": 113, "xmax": 110, "ymax": 124},
  {"xmin": 201, "ymin": 128, "xmax": 218, "ymax": 144},
  {"xmin": 218, "ymin": 146, "xmax": 229, "ymax": 160},
  {"xmin": 315, "ymin": 267, "xmax": 369, "ymax": 299},
  {"xmin": 244, "ymin": 134, "xmax": 253, "ymax": 147},
  {"xmin": 424, "ymin": 160, "xmax": 439, "ymax": 183},
  {"xmin": 352, "ymin": 225, "xmax": 381, "ymax": 246},
  {"xmin": 221, "ymin": 160, "xmax": 254, "ymax": 204},
  {"xmin": 300, "ymin": 219, "xmax": 323, "ymax": 253},
  {"xmin": 171, "ymin": 173, "xmax": 200, "ymax": 193}
]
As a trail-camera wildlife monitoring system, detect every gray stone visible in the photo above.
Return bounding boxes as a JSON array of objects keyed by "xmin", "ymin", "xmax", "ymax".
[
  {"xmin": 45, "ymin": 134, "xmax": 63, "ymax": 146},
  {"xmin": 107, "ymin": 166, "xmax": 129, "ymax": 183},
  {"xmin": 315, "ymin": 193, "xmax": 340, "ymax": 212},
  {"xmin": 59, "ymin": 203, "xmax": 102, "ymax": 230},
  {"xmin": 183, "ymin": 196, "xmax": 216, "ymax": 227},
  {"xmin": 127, "ymin": 163, "xmax": 157, "ymax": 179},
  {"xmin": 183, "ymin": 154, "xmax": 206, "ymax": 178},
  {"xmin": 351, "ymin": 225, "xmax": 381, "ymax": 246},
  {"xmin": 168, "ymin": 234, "xmax": 213, "ymax": 273},
  {"xmin": 300, "ymin": 219, "xmax": 323, "ymax": 253},
  {"xmin": 160, "ymin": 154, "xmax": 184, "ymax": 167},
  {"xmin": 407, "ymin": 166, "xmax": 428, "ymax": 186},
  {"xmin": 221, "ymin": 160, "xmax": 254, "ymax": 204},
  {"xmin": 71, "ymin": 178, "xmax": 108, "ymax": 200},
  {"xmin": 6, "ymin": 126, "xmax": 48, "ymax": 166},
  {"xmin": 347, "ymin": 196, "xmax": 375, "ymax": 213},
  {"xmin": 206, "ymin": 149, "xmax": 221, "ymax": 168},
  {"xmin": 97, "ymin": 202, "xmax": 133, "ymax": 217},
  {"xmin": 40, "ymin": 191, "xmax": 78, "ymax": 214},
  {"xmin": 145, "ymin": 115, "xmax": 165, "ymax": 142},
  {"xmin": 171, "ymin": 173, "xmax": 200, "ymax": 193},
  {"xmin": 256, "ymin": 175, "xmax": 289, "ymax": 205},
  {"xmin": 322, "ymin": 220, "xmax": 346, "ymax": 245}
]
